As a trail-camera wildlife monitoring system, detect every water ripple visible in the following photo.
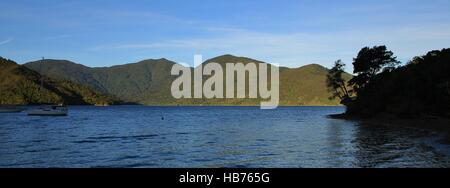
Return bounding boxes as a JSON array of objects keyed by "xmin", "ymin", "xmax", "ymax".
[{"xmin": 1, "ymin": 106, "xmax": 450, "ymax": 167}]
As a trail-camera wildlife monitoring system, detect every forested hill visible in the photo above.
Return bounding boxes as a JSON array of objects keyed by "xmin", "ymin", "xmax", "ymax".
[
  {"xmin": 25, "ymin": 54, "xmax": 352, "ymax": 106},
  {"xmin": 0, "ymin": 57, "xmax": 117, "ymax": 105}
]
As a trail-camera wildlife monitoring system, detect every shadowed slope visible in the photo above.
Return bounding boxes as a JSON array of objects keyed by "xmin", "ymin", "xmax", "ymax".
[
  {"xmin": 1, "ymin": 57, "xmax": 116, "ymax": 105},
  {"xmin": 24, "ymin": 55, "xmax": 352, "ymax": 106}
]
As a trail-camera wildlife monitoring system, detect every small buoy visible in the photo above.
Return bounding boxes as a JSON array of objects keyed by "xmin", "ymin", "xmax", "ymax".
[{"xmin": 161, "ymin": 117, "xmax": 164, "ymax": 120}]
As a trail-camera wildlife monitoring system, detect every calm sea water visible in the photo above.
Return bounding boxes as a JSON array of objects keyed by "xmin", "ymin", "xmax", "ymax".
[{"xmin": 0, "ymin": 106, "xmax": 449, "ymax": 168}]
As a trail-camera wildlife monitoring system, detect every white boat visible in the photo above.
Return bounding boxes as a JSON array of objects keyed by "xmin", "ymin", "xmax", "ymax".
[
  {"xmin": 0, "ymin": 106, "xmax": 25, "ymax": 113},
  {"xmin": 27, "ymin": 105, "xmax": 68, "ymax": 116}
]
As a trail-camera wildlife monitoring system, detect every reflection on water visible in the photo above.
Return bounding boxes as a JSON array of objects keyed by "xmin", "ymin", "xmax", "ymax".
[
  {"xmin": 0, "ymin": 106, "xmax": 449, "ymax": 167},
  {"xmin": 353, "ymin": 123, "xmax": 450, "ymax": 168}
]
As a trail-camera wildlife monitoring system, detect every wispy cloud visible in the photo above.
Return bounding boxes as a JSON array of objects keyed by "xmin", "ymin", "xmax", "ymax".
[
  {"xmin": 89, "ymin": 23, "xmax": 450, "ymax": 69},
  {"xmin": 4, "ymin": 1, "xmax": 448, "ymax": 68},
  {"xmin": 0, "ymin": 3, "xmax": 198, "ymax": 28},
  {"xmin": 0, "ymin": 38, "xmax": 13, "ymax": 45}
]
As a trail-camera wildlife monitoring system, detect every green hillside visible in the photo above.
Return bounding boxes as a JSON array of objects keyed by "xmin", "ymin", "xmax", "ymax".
[
  {"xmin": 24, "ymin": 55, "xmax": 352, "ymax": 106},
  {"xmin": 0, "ymin": 57, "xmax": 117, "ymax": 105},
  {"xmin": 26, "ymin": 58, "xmax": 177, "ymax": 103},
  {"xmin": 280, "ymin": 64, "xmax": 352, "ymax": 105}
]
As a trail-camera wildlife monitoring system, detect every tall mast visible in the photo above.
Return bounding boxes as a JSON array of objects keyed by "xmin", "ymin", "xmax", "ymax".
[{"xmin": 40, "ymin": 57, "xmax": 44, "ymax": 91}]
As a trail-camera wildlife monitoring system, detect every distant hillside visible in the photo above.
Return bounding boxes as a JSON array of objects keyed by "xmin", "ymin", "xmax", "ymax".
[
  {"xmin": 280, "ymin": 63, "xmax": 352, "ymax": 105},
  {"xmin": 26, "ymin": 58, "xmax": 176, "ymax": 103},
  {"xmin": 0, "ymin": 57, "xmax": 117, "ymax": 105},
  {"xmin": 25, "ymin": 55, "xmax": 352, "ymax": 106}
]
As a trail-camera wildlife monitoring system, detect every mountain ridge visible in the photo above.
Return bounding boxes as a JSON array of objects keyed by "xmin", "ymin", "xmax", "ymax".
[
  {"xmin": 24, "ymin": 55, "xmax": 352, "ymax": 106},
  {"xmin": 0, "ymin": 57, "xmax": 117, "ymax": 105}
]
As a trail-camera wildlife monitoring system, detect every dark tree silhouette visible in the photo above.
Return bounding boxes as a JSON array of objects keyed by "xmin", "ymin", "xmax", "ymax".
[
  {"xmin": 326, "ymin": 60, "xmax": 350, "ymax": 104},
  {"xmin": 349, "ymin": 46, "xmax": 400, "ymax": 94},
  {"xmin": 337, "ymin": 47, "xmax": 450, "ymax": 118}
]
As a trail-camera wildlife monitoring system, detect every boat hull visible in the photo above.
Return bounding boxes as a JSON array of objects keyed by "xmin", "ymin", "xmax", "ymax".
[
  {"xmin": 27, "ymin": 110, "xmax": 67, "ymax": 116},
  {"xmin": 27, "ymin": 109, "xmax": 68, "ymax": 116},
  {"xmin": 26, "ymin": 105, "xmax": 68, "ymax": 116}
]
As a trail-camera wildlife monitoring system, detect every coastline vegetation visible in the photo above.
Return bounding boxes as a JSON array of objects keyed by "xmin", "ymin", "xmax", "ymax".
[{"xmin": 327, "ymin": 46, "xmax": 450, "ymax": 119}]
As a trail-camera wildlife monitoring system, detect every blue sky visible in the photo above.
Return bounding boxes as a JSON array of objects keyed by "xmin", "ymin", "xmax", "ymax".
[{"xmin": 1, "ymin": 0, "xmax": 450, "ymax": 70}]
